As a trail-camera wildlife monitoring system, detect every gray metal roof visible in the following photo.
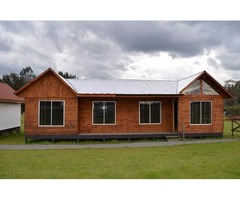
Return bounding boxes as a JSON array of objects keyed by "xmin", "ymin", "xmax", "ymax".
[
  {"xmin": 66, "ymin": 79, "xmax": 178, "ymax": 95},
  {"xmin": 64, "ymin": 72, "xmax": 204, "ymax": 95}
]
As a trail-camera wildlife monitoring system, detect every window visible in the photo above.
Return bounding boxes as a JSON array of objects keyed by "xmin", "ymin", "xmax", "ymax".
[
  {"xmin": 39, "ymin": 101, "xmax": 64, "ymax": 126},
  {"xmin": 93, "ymin": 101, "xmax": 116, "ymax": 125},
  {"xmin": 183, "ymin": 79, "xmax": 219, "ymax": 96},
  {"xmin": 182, "ymin": 80, "xmax": 200, "ymax": 94},
  {"xmin": 190, "ymin": 101, "xmax": 212, "ymax": 124},
  {"xmin": 139, "ymin": 101, "xmax": 161, "ymax": 124},
  {"xmin": 202, "ymin": 80, "xmax": 219, "ymax": 95}
]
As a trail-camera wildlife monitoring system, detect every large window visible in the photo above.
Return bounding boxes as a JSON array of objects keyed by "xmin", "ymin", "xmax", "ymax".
[
  {"xmin": 182, "ymin": 79, "xmax": 219, "ymax": 95},
  {"xmin": 139, "ymin": 101, "xmax": 161, "ymax": 124},
  {"xmin": 190, "ymin": 101, "xmax": 212, "ymax": 124},
  {"xmin": 39, "ymin": 101, "xmax": 64, "ymax": 126},
  {"xmin": 93, "ymin": 101, "xmax": 116, "ymax": 125}
]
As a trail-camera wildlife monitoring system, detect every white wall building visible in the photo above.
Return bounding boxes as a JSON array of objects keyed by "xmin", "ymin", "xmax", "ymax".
[{"xmin": 0, "ymin": 83, "xmax": 24, "ymax": 133}]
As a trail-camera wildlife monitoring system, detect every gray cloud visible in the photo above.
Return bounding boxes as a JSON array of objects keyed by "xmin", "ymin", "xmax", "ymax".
[
  {"xmin": 72, "ymin": 21, "xmax": 221, "ymax": 57},
  {"xmin": 217, "ymin": 52, "xmax": 240, "ymax": 71},
  {"xmin": 1, "ymin": 21, "xmax": 240, "ymax": 79}
]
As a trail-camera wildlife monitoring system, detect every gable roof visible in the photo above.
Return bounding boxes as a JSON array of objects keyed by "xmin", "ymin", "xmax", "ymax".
[
  {"xmin": 15, "ymin": 68, "xmax": 232, "ymax": 98},
  {"xmin": 15, "ymin": 68, "xmax": 77, "ymax": 96},
  {"xmin": 178, "ymin": 71, "xmax": 232, "ymax": 98},
  {"xmin": 0, "ymin": 83, "xmax": 25, "ymax": 103}
]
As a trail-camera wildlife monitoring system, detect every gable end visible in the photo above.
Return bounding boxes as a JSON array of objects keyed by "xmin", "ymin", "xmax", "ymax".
[
  {"xmin": 15, "ymin": 68, "xmax": 77, "ymax": 98},
  {"xmin": 179, "ymin": 71, "xmax": 232, "ymax": 98}
]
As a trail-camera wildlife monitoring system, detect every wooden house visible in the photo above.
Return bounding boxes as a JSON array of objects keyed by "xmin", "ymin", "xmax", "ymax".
[
  {"xmin": 15, "ymin": 68, "xmax": 232, "ymax": 142},
  {"xmin": 0, "ymin": 83, "xmax": 24, "ymax": 134}
]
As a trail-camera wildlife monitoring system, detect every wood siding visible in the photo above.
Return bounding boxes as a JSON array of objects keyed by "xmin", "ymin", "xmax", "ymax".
[
  {"xmin": 178, "ymin": 94, "xmax": 224, "ymax": 134},
  {"xmin": 78, "ymin": 97, "xmax": 174, "ymax": 134},
  {"xmin": 17, "ymin": 71, "xmax": 76, "ymax": 98},
  {"xmin": 16, "ymin": 69, "xmax": 227, "ymax": 137},
  {"xmin": 24, "ymin": 97, "xmax": 78, "ymax": 135},
  {"xmin": 18, "ymin": 71, "xmax": 78, "ymax": 135}
]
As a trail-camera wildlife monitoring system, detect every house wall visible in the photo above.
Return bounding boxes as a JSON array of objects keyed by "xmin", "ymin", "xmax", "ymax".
[
  {"xmin": 24, "ymin": 97, "xmax": 78, "ymax": 135},
  {"xmin": 18, "ymin": 71, "xmax": 79, "ymax": 135},
  {"xmin": 78, "ymin": 97, "xmax": 174, "ymax": 134},
  {"xmin": 178, "ymin": 94, "xmax": 224, "ymax": 135},
  {"xmin": 16, "ymin": 69, "xmax": 227, "ymax": 137},
  {"xmin": 0, "ymin": 103, "xmax": 21, "ymax": 131}
]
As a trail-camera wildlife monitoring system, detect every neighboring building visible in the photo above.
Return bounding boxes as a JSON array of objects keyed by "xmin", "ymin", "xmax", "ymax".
[
  {"xmin": 0, "ymin": 83, "xmax": 25, "ymax": 134},
  {"xmin": 15, "ymin": 68, "xmax": 232, "ymax": 142}
]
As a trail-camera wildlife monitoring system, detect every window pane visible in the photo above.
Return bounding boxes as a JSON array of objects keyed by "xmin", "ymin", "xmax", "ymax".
[
  {"xmin": 183, "ymin": 80, "xmax": 200, "ymax": 94},
  {"xmin": 93, "ymin": 102, "xmax": 104, "ymax": 124},
  {"xmin": 151, "ymin": 102, "xmax": 160, "ymax": 123},
  {"xmin": 140, "ymin": 103, "xmax": 150, "ymax": 123},
  {"xmin": 105, "ymin": 102, "xmax": 115, "ymax": 124},
  {"xmin": 202, "ymin": 102, "xmax": 211, "ymax": 124},
  {"xmin": 191, "ymin": 102, "xmax": 200, "ymax": 124},
  {"xmin": 52, "ymin": 101, "xmax": 64, "ymax": 125},
  {"xmin": 40, "ymin": 101, "xmax": 51, "ymax": 125},
  {"xmin": 202, "ymin": 81, "xmax": 219, "ymax": 95}
]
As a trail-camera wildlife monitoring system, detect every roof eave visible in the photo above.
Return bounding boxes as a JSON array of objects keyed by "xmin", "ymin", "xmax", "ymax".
[
  {"xmin": 77, "ymin": 93, "xmax": 183, "ymax": 97},
  {"xmin": 0, "ymin": 99, "xmax": 25, "ymax": 104},
  {"xmin": 201, "ymin": 71, "xmax": 233, "ymax": 99},
  {"xmin": 15, "ymin": 68, "xmax": 77, "ymax": 96}
]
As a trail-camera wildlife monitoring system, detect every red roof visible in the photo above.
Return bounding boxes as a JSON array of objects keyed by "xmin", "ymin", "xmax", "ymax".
[{"xmin": 0, "ymin": 83, "xmax": 25, "ymax": 103}]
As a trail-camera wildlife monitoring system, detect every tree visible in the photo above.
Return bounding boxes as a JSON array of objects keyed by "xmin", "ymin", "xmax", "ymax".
[
  {"xmin": 58, "ymin": 71, "xmax": 77, "ymax": 79},
  {"xmin": 0, "ymin": 72, "xmax": 22, "ymax": 90},
  {"xmin": 20, "ymin": 66, "xmax": 36, "ymax": 83},
  {"xmin": 224, "ymin": 81, "xmax": 240, "ymax": 115},
  {"xmin": 0, "ymin": 66, "xmax": 36, "ymax": 90}
]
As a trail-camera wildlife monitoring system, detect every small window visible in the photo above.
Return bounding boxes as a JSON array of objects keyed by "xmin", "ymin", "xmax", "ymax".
[
  {"xmin": 93, "ymin": 101, "xmax": 116, "ymax": 125},
  {"xmin": 190, "ymin": 101, "xmax": 211, "ymax": 125},
  {"xmin": 139, "ymin": 101, "xmax": 161, "ymax": 124},
  {"xmin": 39, "ymin": 101, "xmax": 64, "ymax": 126}
]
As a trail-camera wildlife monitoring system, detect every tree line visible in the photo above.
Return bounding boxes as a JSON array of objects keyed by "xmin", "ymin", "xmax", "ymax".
[
  {"xmin": 0, "ymin": 67, "xmax": 76, "ymax": 91},
  {"xmin": 224, "ymin": 82, "xmax": 240, "ymax": 116}
]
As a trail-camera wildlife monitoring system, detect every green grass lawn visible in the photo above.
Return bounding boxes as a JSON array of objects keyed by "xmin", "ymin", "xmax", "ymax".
[
  {"xmin": 0, "ymin": 115, "xmax": 25, "ymax": 144},
  {"xmin": 0, "ymin": 141, "xmax": 240, "ymax": 179},
  {"xmin": 224, "ymin": 118, "xmax": 240, "ymax": 138},
  {"xmin": 1, "ymin": 116, "xmax": 240, "ymax": 179}
]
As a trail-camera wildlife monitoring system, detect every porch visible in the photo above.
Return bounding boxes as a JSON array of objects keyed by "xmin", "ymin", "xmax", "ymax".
[{"xmin": 24, "ymin": 132, "xmax": 179, "ymax": 143}]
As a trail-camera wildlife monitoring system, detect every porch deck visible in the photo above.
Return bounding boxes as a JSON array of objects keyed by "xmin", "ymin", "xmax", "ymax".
[
  {"xmin": 78, "ymin": 132, "xmax": 178, "ymax": 141},
  {"xmin": 25, "ymin": 132, "xmax": 178, "ymax": 143}
]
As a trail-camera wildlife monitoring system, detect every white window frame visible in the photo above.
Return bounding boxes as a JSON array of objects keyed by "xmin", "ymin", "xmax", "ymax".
[
  {"xmin": 139, "ymin": 101, "xmax": 162, "ymax": 125},
  {"xmin": 38, "ymin": 100, "xmax": 65, "ymax": 127},
  {"xmin": 190, "ymin": 101, "xmax": 212, "ymax": 125},
  {"xmin": 92, "ymin": 101, "xmax": 116, "ymax": 125}
]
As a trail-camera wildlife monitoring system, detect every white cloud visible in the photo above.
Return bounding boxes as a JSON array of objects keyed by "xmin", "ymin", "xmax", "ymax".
[
  {"xmin": 0, "ymin": 21, "xmax": 239, "ymax": 83},
  {"xmin": 122, "ymin": 51, "xmax": 231, "ymax": 84}
]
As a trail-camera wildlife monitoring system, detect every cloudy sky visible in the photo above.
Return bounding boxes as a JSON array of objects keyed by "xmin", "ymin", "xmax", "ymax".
[{"xmin": 0, "ymin": 21, "xmax": 240, "ymax": 84}]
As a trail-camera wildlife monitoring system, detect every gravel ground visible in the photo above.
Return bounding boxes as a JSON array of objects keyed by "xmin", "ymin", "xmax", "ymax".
[{"xmin": 0, "ymin": 138, "xmax": 238, "ymax": 150}]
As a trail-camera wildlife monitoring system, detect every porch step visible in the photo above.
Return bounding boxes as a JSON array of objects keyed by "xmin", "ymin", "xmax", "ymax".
[{"xmin": 165, "ymin": 135, "xmax": 180, "ymax": 141}]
